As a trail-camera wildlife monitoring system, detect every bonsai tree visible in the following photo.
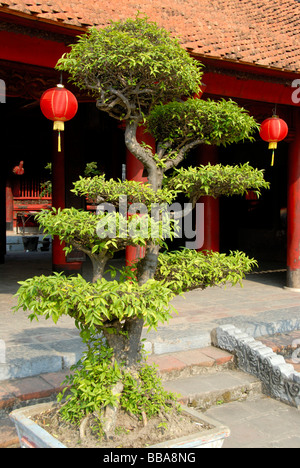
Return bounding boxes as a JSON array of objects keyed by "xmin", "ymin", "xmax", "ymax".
[{"xmin": 15, "ymin": 17, "xmax": 269, "ymax": 443}]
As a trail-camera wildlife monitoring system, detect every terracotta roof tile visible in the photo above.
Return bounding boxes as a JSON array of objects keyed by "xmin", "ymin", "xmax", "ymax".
[{"xmin": 1, "ymin": 0, "xmax": 300, "ymax": 72}]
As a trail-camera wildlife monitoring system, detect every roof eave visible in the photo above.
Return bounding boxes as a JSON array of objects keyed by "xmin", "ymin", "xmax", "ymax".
[
  {"xmin": 1, "ymin": 6, "xmax": 300, "ymax": 78},
  {"xmin": 189, "ymin": 51, "xmax": 300, "ymax": 80},
  {"xmin": 0, "ymin": 6, "xmax": 87, "ymax": 36}
]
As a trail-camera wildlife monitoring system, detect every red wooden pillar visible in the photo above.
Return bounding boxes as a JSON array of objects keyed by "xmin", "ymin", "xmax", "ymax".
[
  {"xmin": 0, "ymin": 170, "xmax": 5, "ymax": 263},
  {"xmin": 5, "ymin": 181, "xmax": 13, "ymax": 231},
  {"xmin": 287, "ymin": 109, "xmax": 300, "ymax": 289},
  {"xmin": 125, "ymin": 126, "xmax": 155, "ymax": 266},
  {"xmin": 52, "ymin": 132, "xmax": 82, "ymax": 274},
  {"xmin": 196, "ymin": 145, "xmax": 220, "ymax": 252}
]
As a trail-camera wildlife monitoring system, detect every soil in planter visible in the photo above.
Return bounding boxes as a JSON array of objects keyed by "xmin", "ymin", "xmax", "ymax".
[{"xmin": 34, "ymin": 405, "xmax": 212, "ymax": 448}]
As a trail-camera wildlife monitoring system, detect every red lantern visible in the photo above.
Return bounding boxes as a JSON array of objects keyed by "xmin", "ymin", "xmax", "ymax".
[
  {"xmin": 40, "ymin": 84, "xmax": 78, "ymax": 152},
  {"xmin": 259, "ymin": 115, "xmax": 288, "ymax": 166}
]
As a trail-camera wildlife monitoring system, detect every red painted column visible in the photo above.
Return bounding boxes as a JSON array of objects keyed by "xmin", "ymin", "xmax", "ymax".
[
  {"xmin": 126, "ymin": 129, "xmax": 149, "ymax": 183},
  {"xmin": 5, "ymin": 182, "xmax": 13, "ymax": 231},
  {"xmin": 52, "ymin": 131, "xmax": 66, "ymax": 270},
  {"xmin": 52, "ymin": 131, "xmax": 82, "ymax": 274},
  {"xmin": 125, "ymin": 125, "xmax": 155, "ymax": 266},
  {"xmin": 287, "ymin": 109, "xmax": 300, "ymax": 289},
  {"xmin": 0, "ymin": 170, "xmax": 5, "ymax": 263},
  {"xmin": 196, "ymin": 145, "xmax": 220, "ymax": 252}
]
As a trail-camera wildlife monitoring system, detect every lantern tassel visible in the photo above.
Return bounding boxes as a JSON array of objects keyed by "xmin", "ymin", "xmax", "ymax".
[
  {"xmin": 58, "ymin": 131, "xmax": 61, "ymax": 152},
  {"xmin": 53, "ymin": 121, "xmax": 64, "ymax": 153},
  {"xmin": 271, "ymin": 150, "xmax": 275, "ymax": 167},
  {"xmin": 269, "ymin": 142, "xmax": 277, "ymax": 167}
]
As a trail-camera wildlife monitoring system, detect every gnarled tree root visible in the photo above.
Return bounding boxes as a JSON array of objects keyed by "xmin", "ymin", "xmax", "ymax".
[{"xmin": 101, "ymin": 381, "xmax": 124, "ymax": 439}]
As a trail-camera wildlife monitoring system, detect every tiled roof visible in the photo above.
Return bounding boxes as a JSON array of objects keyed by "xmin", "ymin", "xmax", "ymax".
[{"xmin": 1, "ymin": 0, "xmax": 300, "ymax": 72}]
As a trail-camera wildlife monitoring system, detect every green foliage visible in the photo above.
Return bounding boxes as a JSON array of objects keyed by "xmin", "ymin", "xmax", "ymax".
[
  {"xmin": 39, "ymin": 162, "xmax": 101, "ymax": 198},
  {"xmin": 120, "ymin": 362, "xmax": 178, "ymax": 419},
  {"xmin": 37, "ymin": 208, "xmax": 130, "ymax": 255},
  {"xmin": 36, "ymin": 207, "xmax": 178, "ymax": 256},
  {"xmin": 14, "ymin": 273, "xmax": 176, "ymax": 333},
  {"xmin": 58, "ymin": 337, "xmax": 177, "ymax": 427},
  {"xmin": 39, "ymin": 180, "xmax": 52, "ymax": 198},
  {"xmin": 56, "ymin": 16, "xmax": 202, "ymax": 119},
  {"xmin": 58, "ymin": 341, "xmax": 122, "ymax": 424},
  {"xmin": 39, "ymin": 163, "xmax": 52, "ymax": 197},
  {"xmin": 84, "ymin": 161, "xmax": 103, "ymax": 177},
  {"xmin": 155, "ymin": 249, "xmax": 257, "ymax": 294},
  {"xmin": 165, "ymin": 163, "xmax": 270, "ymax": 200},
  {"xmin": 147, "ymin": 98, "xmax": 259, "ymax": 148},
  {"xmin": 72, "ymin": 175, "xmax": 177, "ymax": 206}
]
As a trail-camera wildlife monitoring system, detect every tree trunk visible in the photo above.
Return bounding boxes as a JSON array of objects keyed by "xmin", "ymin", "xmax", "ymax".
[
  {"xmin": 125, "ymin": 121, "xmax": 160, "ymax": 190},
  {"xmin": 137, "ymin": 242, "xmax": 160, "ymax": 285},
  {"xmin": 102, "ymin": 317, "xmax": 145, "ymax": 369},
  {"xmin": 90, "ymin": 253, "xmax": 111, "ymax": 283},
  {"xmin": 98, "ymin": 120, "xmax": 163, "ymax": 436}
]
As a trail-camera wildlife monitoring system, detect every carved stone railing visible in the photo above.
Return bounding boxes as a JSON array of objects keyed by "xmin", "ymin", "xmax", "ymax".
[{"xmin": 212, "ymin": 324, "xmax": 300, "ymax": 408}]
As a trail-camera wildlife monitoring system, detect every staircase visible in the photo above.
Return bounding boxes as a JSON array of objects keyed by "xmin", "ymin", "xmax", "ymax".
[{"xmin": 148, "ymin": 346, "xmax": 262, "ymax": 410}]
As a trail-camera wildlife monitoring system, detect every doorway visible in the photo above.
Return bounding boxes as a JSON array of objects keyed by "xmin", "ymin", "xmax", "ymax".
[{"xmin": 219, "ymin": 139, "xmax": 288, "ymax": 269}]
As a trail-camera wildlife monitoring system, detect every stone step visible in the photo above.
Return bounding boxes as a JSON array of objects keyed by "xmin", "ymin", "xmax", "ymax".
[
  {"xmin": 148, "ymin": 346, "xmax": 235, "ymax": 380},
  {"xmin": 0, "ymin": 337, "xmax": 86, "ymax": 382},
  {"xmin": 0, "ymin": 329, "xmax": 228, "ymax": 382},
  {"xmin": 164, "ymin": 369, "xmax": 263, "ymax": 411},
  {"xmin": 0, "ymin": 346, "xmax": 234, "ymax": 415},
  {"xmin": 0, "ymin": 328, "xmax": 214, "ymax": 382}
]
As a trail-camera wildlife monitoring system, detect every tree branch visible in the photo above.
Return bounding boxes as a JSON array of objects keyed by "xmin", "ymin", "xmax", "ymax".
[
  {"xmin": 157, "ymin": 141, "xmax": 172, "ymax": 160},
  {"xmin": 169, "ymin": 202, "xmax": 195, "ymax": 220},
  {"xmin": 164, "ymin": 139, "xmax": 205, "ymax": 172},
  {"xmin": 95, "ymin": 86, "xmax": 134, "ymax": 120},
  {"xmin": 137, "ymin": 242, "xmax": 161, "ymax": 286},
  {"xmin": 70, "ymin": 240, "xmax": 112, "ymax": 282},
  {"xmin": 125, "ymin": 120, "xmax": 161, "ymax": 190}
]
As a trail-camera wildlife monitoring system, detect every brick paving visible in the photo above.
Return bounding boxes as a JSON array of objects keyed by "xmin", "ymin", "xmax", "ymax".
[{"xmin": 259, "ymin": 330, "xmax": 300, "ymax": 373}]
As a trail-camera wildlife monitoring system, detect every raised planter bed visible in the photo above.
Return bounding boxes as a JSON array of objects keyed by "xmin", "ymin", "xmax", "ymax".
[{"xmin": 10, "ymin": 402, "xmax": 230, "ymax": 449}]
